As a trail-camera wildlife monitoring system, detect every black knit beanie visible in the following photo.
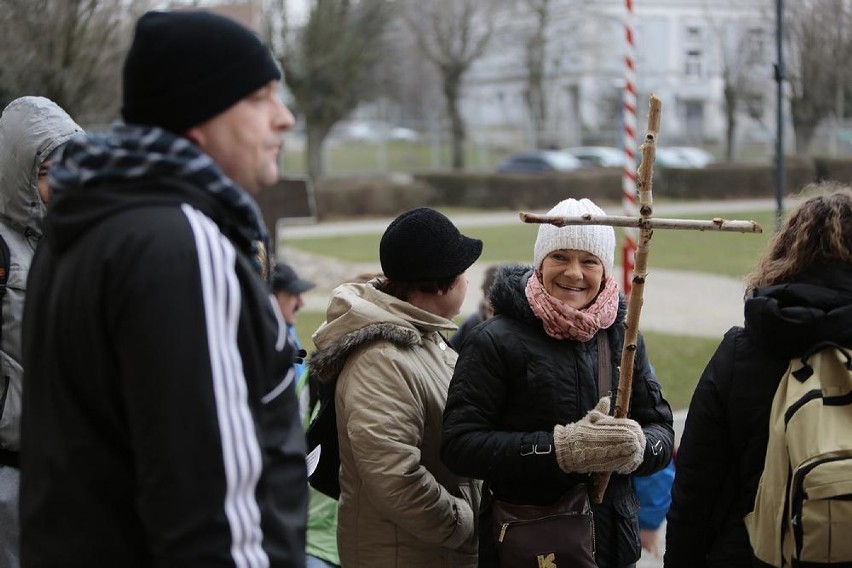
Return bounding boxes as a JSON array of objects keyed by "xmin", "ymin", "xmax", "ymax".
[
  {"xmin": 121, "ymin": 10, "xmax": 282, "ymax": 135},
  {"xmin": 380, "ymin": 208, "xmax": 483, "ymax": 281}
]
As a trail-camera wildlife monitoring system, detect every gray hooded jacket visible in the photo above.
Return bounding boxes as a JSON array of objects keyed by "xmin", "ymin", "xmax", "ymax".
[{"xmin": 0, "ymin": 97, "xmax": 81, "ymax": 450}]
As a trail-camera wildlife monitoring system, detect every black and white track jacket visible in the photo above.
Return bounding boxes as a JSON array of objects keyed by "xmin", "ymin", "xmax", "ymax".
[{"xmin": 20, "ymin": 126, "xmax": 307, "ymax": 567}]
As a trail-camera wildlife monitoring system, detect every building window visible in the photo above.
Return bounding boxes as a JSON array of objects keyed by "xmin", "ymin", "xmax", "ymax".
[
  {"xmin": 685, "ymin": 49, "xmax": 703, "ymax": 77},
  {"xmin": 686, "ymin": 26, "xmax": 702, "ymax": 42},
  {"xmin": 684, "ymin": 100, "xmax": 705, "ymax": 143},
  {"xmin": 746, "ymin": 27, "xmax": 765, "ymax": 63},
  {"xmin": 746, "ymin": 94, "xmax": 764, "ymax": 120}
]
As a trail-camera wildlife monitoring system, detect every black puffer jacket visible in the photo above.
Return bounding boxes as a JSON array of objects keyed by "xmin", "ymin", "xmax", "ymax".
[
  {"xmin": 664, "ymin": 264, "xmax": 852, "ymax": 568},
  {"xmin": 442, "ymin": 265, "xmax": 674, "ymax": 568}
]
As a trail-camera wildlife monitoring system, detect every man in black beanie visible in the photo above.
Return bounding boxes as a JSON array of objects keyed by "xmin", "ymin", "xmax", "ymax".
[{"xmin": 19, "ymin": 10, "xmax": 307, "ymax": 568}]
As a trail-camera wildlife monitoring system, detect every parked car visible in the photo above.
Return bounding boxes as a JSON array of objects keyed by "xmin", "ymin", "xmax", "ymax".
[
  {"xmin": 496, "ymin": 150, "xmax": 582, "ymax": 174},
  {"xmin": 653, "ymin": 147, "xmax": 697, "ymax": 168},
  {"xmin": 635, "ymin": 146, "xmax": 715, "ymax": 169},
  {"xmin": 670, "ymin": 146, "xmax": 715, "ymax": 168},
  {"xmin": 334, "ymin": 120, "xmax": 421, "ymax": 143},
  {"xmin": 563, "ymin": 146, "xmax": 625, "ymax": 168}
]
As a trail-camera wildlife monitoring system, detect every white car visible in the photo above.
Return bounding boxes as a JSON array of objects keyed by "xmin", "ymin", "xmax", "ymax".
[
  {"xmin": 497, "ymin": 150, "xmax": 582, "ymax": 174},
  {"xmin": 654, "ymin": 148, "xmax": 697, "ymax": 168},
  {"xmin": 336, "ymin": 121, "xmax": 421, "ymax": 143},
  {"xmin": 670, "ymin": 146, "xmax": 715, "ymax": 168},
  {"xmin": 563, "ymin": 146, "xmax": 626, "ymax": 168}
]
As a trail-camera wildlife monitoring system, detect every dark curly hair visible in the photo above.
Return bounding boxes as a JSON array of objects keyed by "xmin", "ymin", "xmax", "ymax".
[{"xmin": 745, "ymin": 181, "xmax": 852, "ymax": 290}]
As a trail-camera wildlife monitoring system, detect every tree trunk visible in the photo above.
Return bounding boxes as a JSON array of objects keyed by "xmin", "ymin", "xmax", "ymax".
[
  {"xmin": 525, "ymin": 80, "xmax": 548, "ymax": 149},
  {"xmin": 793, "ymin": 120, "xmax": 817, "ymax": 156},
  {"xmin": 724, "ymin": 83, "xmax": 736, "ymax": 163},
  {"xmin": 525, "ymin": 0, "xmax": 549, "ymax": 149},
  {"xmin": 443, "ymin": 71, "xmax": 466, "ymax": 170},
  {"xmin": 790, "ymin": 99, "xmax": 818, "ymax": 156},
  {"xmin": 306, "ymin": 123, "xmax": 332, "ymax": 182}
]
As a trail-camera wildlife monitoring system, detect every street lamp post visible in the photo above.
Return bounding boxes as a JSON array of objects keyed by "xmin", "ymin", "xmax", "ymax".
[{"xmin": 774, "ymin": 0, "xmax": 785, "ymax": 229}]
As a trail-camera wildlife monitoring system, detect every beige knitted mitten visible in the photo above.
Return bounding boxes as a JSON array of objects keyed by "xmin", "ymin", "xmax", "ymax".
[{"xmin": 553, "ymin": 397, "xmax": 646, "ymax": 475}]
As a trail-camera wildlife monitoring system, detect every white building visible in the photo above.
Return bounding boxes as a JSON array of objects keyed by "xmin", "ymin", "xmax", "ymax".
[{"xmin": 461, "ymin": 0, "xmax": 776, "ymax": 152}]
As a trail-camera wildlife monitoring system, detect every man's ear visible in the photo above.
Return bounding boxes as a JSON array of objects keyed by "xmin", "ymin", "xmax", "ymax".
[{"xmin": 184, "ymin": 126, "xmax": 204, "ymax": 148}]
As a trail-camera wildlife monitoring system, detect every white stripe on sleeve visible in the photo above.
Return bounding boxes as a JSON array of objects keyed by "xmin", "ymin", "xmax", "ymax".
[{"xmin": 181, "ymin": 204, "xmax": 269, "ymax": 568}]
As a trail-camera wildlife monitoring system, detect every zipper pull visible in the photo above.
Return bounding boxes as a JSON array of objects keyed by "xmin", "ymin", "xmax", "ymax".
[{"xmin": 498, "ymin": 522, "xmax": 509, "ymax": 543}]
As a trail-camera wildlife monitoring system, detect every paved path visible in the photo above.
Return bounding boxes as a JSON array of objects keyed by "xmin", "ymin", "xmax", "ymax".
[{"xmin": 279, "ymin": 197, "xmax": 784, "ymax": 239}]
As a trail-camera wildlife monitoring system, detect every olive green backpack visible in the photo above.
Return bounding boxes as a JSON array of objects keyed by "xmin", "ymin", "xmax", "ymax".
[{"xmin": 745, "ymin": 342, "xmax": 852, "ymax": 567}]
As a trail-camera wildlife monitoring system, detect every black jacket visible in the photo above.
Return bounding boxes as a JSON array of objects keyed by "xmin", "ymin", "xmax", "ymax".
[
  {"xmin": 664, "ymin": 264, "xmax": 852, "ymax": 568},
  {"xmin": 20, "ymin": 141, "xmax": 307, "ymax": 566},
  {"xmin": 442, "ymin": 265, "xmax": 674, "ymax": 568}
]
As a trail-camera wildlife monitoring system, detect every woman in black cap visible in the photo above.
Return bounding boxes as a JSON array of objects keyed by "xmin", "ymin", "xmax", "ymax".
[{"xmin": 310, "ymin": 207, "xmax": 482, "ymax": 568}]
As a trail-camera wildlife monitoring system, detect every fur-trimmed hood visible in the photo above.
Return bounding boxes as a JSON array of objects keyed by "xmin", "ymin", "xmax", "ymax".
[{"xmin": 310, "ymin": 281, "xmax": 457, "ymax": 385}]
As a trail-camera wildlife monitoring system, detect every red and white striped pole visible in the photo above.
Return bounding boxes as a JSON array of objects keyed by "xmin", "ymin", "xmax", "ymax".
[{"xmin": 621, "ymin": 0, "xmax": 638, "ymax": 294}]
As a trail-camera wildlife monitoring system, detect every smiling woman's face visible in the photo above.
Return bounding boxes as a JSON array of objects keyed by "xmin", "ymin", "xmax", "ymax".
[{"xmin": 540, "ymin": 249, "xmax": 605, "ymax": 309}]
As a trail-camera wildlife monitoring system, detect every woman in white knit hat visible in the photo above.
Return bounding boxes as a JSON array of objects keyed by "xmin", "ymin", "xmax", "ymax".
[{"xmin": 442, "ymin": 197, "xmax": 674, "ymax": 568}]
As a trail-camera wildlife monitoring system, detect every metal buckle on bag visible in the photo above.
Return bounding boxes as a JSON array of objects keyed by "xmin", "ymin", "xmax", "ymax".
[{"xmin": 520, "ymin": 444, "xmax": 552, "ymax": 456}]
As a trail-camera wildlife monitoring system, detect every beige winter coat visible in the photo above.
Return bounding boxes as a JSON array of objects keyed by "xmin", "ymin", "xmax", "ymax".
[{"xmin": 311, "ymin": 282, "xmax": 480, "ymax": 568}]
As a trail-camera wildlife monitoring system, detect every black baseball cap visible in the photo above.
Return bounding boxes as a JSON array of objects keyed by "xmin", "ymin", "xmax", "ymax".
[{"xmin": 271, "ymin": 262, "xmax": 315, "ymax": 294}]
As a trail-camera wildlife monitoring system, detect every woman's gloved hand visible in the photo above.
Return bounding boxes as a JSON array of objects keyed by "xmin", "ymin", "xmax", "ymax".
[{"xmin": 553, "ymin": 397, "xmax": 646, "ymax": 475}]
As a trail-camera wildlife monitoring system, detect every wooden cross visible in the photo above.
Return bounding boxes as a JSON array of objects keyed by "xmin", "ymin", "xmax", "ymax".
[{"xmin": 520, "ymin": 94, "xmax": 763, "ymax": 502}]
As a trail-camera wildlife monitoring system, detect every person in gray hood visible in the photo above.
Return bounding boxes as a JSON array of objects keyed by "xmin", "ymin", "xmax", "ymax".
[{"xmin": 0, "ymin": 95, "xmax": 82, "ymax": 568}]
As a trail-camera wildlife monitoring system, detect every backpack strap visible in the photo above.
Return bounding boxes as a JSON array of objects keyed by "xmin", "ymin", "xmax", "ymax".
[
  {"xmin": 0, "ymin": 235, "xmax": 14, "ymax": 468},
  {"xmin": 0, "ymin": 234, "xmax": 8, "ymax": 350},
  {"xmin": 793, "ymin": 341, "xmax": 852, "ymax": 382}
]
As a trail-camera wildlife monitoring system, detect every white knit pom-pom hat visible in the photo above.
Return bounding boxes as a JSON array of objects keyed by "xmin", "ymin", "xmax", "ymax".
[{"xmin": 533, "ymin": 198, "xmax": 615, "ymax": 276}]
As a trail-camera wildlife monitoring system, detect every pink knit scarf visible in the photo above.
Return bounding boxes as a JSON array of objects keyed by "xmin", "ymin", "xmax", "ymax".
[{"xmin": 525, "ymin": 271, "xmax": 620, "ymax": 342}]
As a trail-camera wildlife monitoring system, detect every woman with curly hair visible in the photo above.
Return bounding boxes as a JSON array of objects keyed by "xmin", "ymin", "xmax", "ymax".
[{"xmin": 665, "ymin": 182, "xmax": 852, "ymax": 567}]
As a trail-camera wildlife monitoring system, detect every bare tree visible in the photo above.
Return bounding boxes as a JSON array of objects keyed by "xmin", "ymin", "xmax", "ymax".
[
  {"xmin": 703, "ymin": 1, "xmax": 767, "ymax": 162},
  {"xmin": 785, "ymin": 0, "xmax": 852, "ymax": 155},
  {"xmin": 378, "ymin": 21, "xmax": 444, "ymax": 127},
  {"xmin": 402, "ymin": 0, "xmax": 502, "ymax": 169},
  {"xmin": 263, "ymin": 0, "xmax": 392, "ymax": 181},
  {"xmin": 523, "ymin": 0, "xmax": 551, "ymax": 149},
  {"xmin": 0, "ymin": 0, "xmax": 148, "ymax": 124}
]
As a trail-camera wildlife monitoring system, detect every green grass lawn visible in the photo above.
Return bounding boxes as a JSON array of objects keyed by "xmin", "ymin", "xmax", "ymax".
[
  {"xmin": 643, "ymin": 330, "xmax": 718, "ymax": 410},
  {"xmin": 285, "ymin": 208, "xmax": 775, "ymax": 278},
  {"xmin": 294, "ymin": 309, "xmax": 717, "ymax": 411}
]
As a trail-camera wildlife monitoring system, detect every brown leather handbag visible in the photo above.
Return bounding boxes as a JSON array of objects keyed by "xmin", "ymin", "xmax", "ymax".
[
  {"xmin": 490, "ymin": 333, "xmax": 611, "ymax": 567},
  {"xmin": 492, "ymin": 482, "xmax": 596, "ymax": 567}
]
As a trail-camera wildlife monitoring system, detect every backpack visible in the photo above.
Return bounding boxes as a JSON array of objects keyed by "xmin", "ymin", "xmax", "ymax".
[{"xmin": 745, "ymin": 342, "xmax": 852, "ymax": 567}]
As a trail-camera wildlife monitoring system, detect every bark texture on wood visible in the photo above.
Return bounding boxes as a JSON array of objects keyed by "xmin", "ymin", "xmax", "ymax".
[
  {"xmin": 519, "ymin": 212, "xmax": 763, "ymax": 233},
  {"xmin": 594, "ymin": 95, "xmax": 662, "ymax": 504}
]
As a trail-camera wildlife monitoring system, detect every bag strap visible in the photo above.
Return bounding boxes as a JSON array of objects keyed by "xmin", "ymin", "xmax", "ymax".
[
  {"xmin": 0, "ymin": 235, "xmax": 8, "ymax": 351},
  {"xmin": 596, "ymin": 332, "xmax": 612, "ymax": 399},
  {"xmin": 792, "ymin": 341, "xmax": 852, "ymax": 383}
]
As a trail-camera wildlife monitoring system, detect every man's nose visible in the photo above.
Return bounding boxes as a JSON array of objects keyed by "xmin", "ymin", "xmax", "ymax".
[{"xmin": 275, "ymin": 99, "xmax": 295, "ymax": 131}]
